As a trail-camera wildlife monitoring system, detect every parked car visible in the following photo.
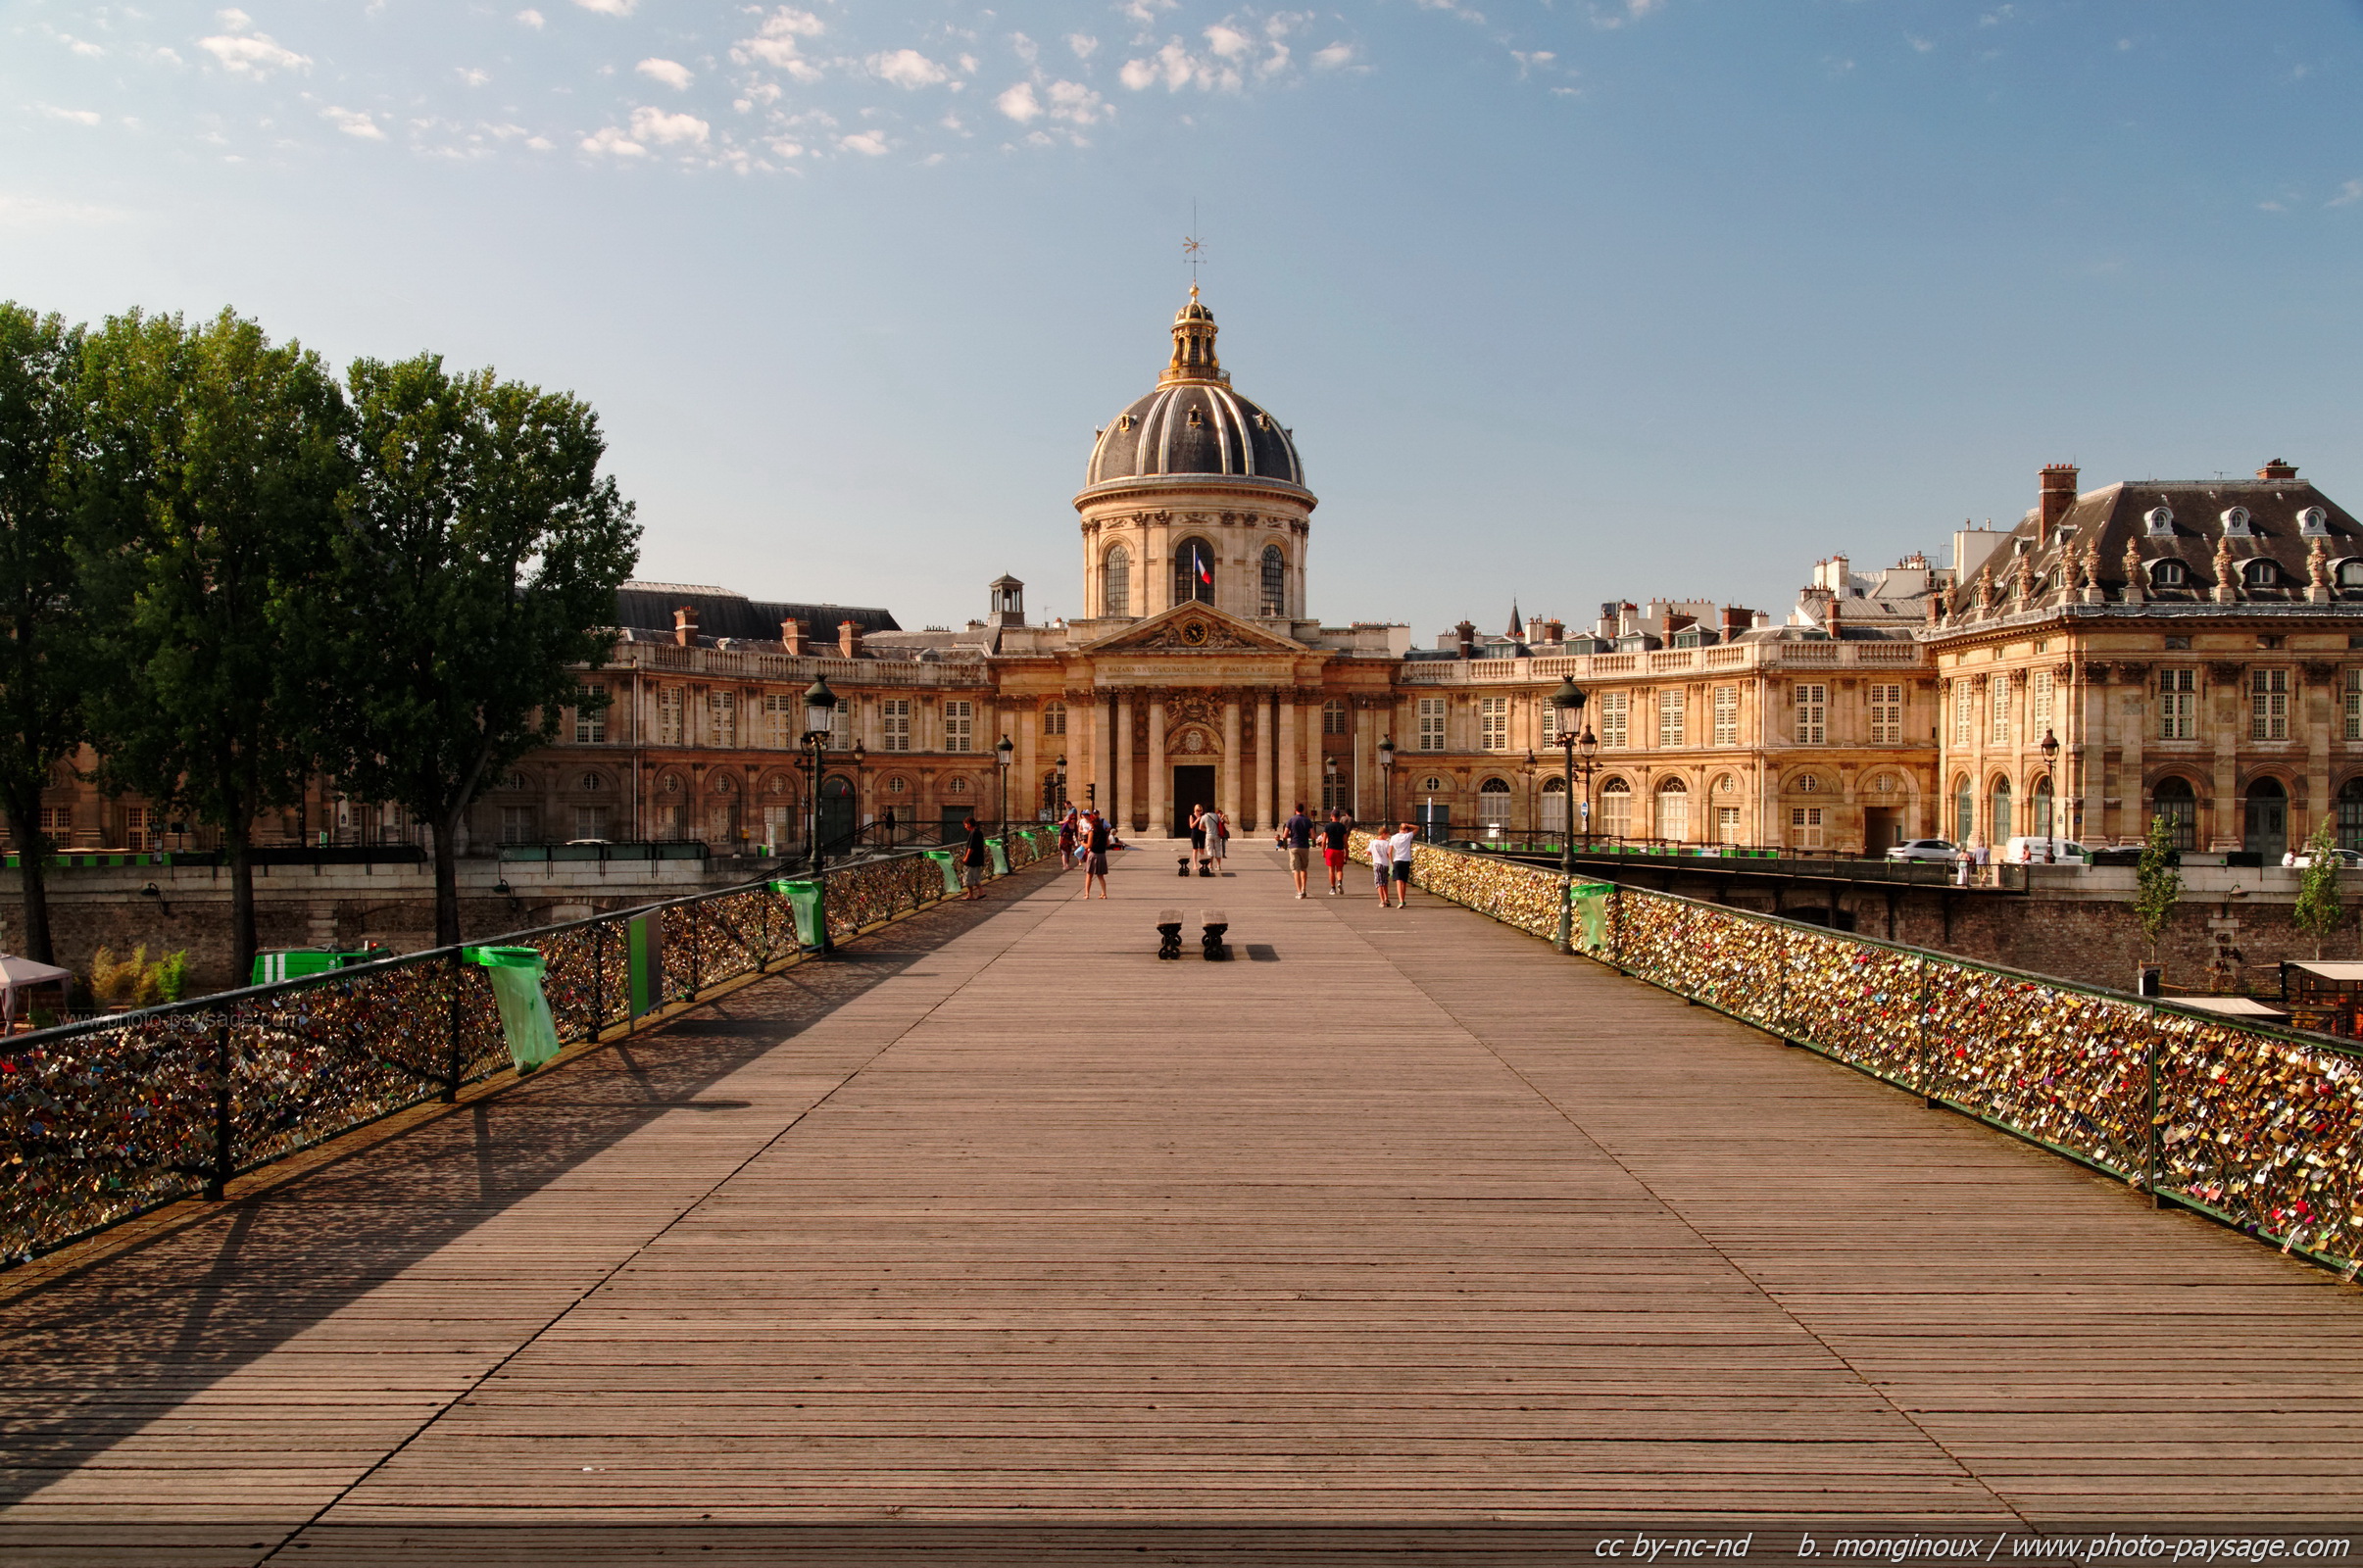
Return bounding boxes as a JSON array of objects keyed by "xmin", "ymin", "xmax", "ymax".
[
  {"xmin": 2001, "ymin": 835, "xmax": 2089, "ymax": 863},
  {"xmin": 2285, "ymin": 847, "xmax": 2363, "ymax": 868},
  {"xmin": 1885, "ymin": 838, "xmax": 1959, "ymax": 863}
]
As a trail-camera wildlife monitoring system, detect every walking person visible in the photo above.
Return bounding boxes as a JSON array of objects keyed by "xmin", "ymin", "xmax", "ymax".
[
  {"xmin": 960, "ymin": 814, "xmax": 988, "ymax": 900},
  {"xmin": 1281, "ymin": 802, "xmax": 1315, "ymax": 899},
  {"xmin": 1370, "ymin": 828, "xmax": 1396, "ymax": 905},
  {"xmin": 1058, "ymin": 808, "xmax": 1078, "ymax": 871},
  {"xmin": 1084, "ymin": 809, "xmax": 1112, "ymax": 899},
  {"xmin": 1388, "ymin": 820, "xmax": 1418, "ymax": 907},
  {"xmin": 1187, "ymin": 804, "xmax": 1208, "ymax": 872},
  {"xmin": 1205, "ymin": 807, "xmax": 1229, "ymax": 873},
  {"xmin": 1319, "ymin": 808, "xmax": 1353, "ymax": 896}
]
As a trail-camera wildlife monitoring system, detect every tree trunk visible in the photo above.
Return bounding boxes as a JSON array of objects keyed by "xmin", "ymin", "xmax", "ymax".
[
  {"xmin": 432, "ymin": 810, "xmax": 463, "ymax": 949},
  {"xmin": 3, "ymin": 785, "xmax": 55, "ymax": 964},
  {"xmin": 225, "ymin": 813, "xmax": 258, "ymax": 985}
]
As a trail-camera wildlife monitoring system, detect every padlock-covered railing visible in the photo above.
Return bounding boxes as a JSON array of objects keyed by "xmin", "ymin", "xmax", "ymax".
[
  {"xmin": 1, "ymin": 828, "xmax": 1059, "ymax": 1266},
  {"xmin": 1351, "ymin": 830, "xmax": 2363, "ymax": 1277}
]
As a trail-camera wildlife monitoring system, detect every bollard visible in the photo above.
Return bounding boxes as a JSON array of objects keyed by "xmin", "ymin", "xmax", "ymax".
[
  {"xmin": 1201, "ymin": 909, "xmax": 1231, "ymax": 960},
  {"xmin": 1157, "ymin": 908, "xmax": 1185, "ymax": 959}
]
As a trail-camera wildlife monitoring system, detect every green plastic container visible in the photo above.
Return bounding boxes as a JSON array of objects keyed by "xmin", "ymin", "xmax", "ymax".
[
  {"xmin": 769, "ymin": 878, "xmax": 825, "ymax": 948},
  {"xmin": 923, "ymin": 849, "xmax": 961, "ymax": 896},
  {"xmin": 987, "ymin": 838, "xmax": 1009, "ymax": 876},
  {"xmin": 464, "ymin": 945, "xmax": 561, "ymax": 1073}
]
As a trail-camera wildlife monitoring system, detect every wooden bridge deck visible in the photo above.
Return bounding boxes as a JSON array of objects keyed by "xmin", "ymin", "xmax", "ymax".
[{"xmin": 5, "ymin": 843, "xmax": 2363, "ymax": 1562}]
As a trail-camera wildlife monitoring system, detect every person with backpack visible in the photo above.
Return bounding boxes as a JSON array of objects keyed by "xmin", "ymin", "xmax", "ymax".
[
  {"xmin": 1084, "ymin": 810, "xmax": 1112, "ymax": 899},
  {"xmin": 1280, "ymin": 803, "xmax": 1315, "ymax": 899}
]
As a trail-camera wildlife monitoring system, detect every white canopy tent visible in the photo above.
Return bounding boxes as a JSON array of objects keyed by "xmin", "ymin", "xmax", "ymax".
[{"xmin": 0, "ymin": 953, "xmax": 74, "ymax": 1029}]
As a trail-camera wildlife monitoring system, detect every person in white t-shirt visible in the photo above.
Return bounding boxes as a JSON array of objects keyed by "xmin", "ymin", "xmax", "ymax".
[
  {"xmin": 1368, "ymin": 830, "xmax": 1394, "ymax": 904},
  {"xmin": 1387, "ymin": 823, "xmax": 1418, "ymax": 908}
]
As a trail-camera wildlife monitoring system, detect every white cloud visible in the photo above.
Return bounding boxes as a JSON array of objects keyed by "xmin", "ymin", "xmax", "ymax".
[
  {"xmin": 1012, "ymin": 31, "xmax": 1039, "ymax": 65},
  {"xmin": 197, "ymin": 12, "xmax": 312, "ymax": 77},
  {"xmin": 457, "ymin": 67, "xmax": 490, "ymax": 86},
  {"xmin": 580, "ymin": 124, "xmax": 645, "ymax": 156},
  {"xmin": 1121, "ymin": 0, "xmax": 1176, "ymax": 24},
  {"xmin": 321, "ymin": 105, "xmax": 386, "ymax": 140},
  {"xmin": 737, "ymin": 8, "xmax": 825, "ymax": 78},
  {"xmin": 870, "ymin": 49, "xmax": 952, "ymax": 88},
  {"xmin": 573, "ymin": 0, "xmax": 635, "ymax": 15},
  {"xmin": 768, "ymin": 136, "xmax": 805, "ymax": 157},
  {"xmin": 838, "ymin": 128, "xmax": 890, "ymax": 155},
  {"xmin": 517, "ymin": 9, "xmax": 544, "ymax": 26},
  {"xmin": 40, "ymin": 106, "xmax": 103, "ymax": 125},
  {"xmin": 1907, "ymin": 35, "xmax": 1934, "ymax": 54},
  {"xmin": 636, "ymin": 57, "xmax": 693, "ymax": 89},
  {"xmin": 1067, "ymin": 33, "xmax": 1099, "ymax": 60},
  {"xmin": 1206, "ymin": 24, "xmax": 1251, "ymax": 58},
  {"xmin": 628, "ymin": 105, "xmax": 709, "ymax": 144},
  {"xmin": 2329, "ymin": 180, "xmax": 2363, "ymax": 208},
  {"xmin": 56, "ymin": 33, "xmax": 105, "ymax": 58},
  {"xmin": 1120, "ymin": 38, "xmax": 1240, "ymax": 92},
  {"xmin": 995, "ymin": 81, "xmax": 1041, "ymax": 122},
  {"xmin": 0, "ymin": 193, "xmax": 133, "ymax": 230},
  {"xmin": 1310, "ymin": 41, "xmax": 1355, "ymax": 70}
]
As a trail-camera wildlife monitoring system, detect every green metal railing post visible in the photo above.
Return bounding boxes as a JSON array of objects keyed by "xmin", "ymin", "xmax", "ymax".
[{"xmin": 206, "ymin": 1020, "xmax": 233, "ymax": 1200}]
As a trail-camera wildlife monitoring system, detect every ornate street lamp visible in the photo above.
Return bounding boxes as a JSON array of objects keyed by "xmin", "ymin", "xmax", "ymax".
[
  {"xmin": 1057, "ymin": 753, "xmax": 1068, "ymax": 814},
  {"xmin": 996, "ymin": 734, "xmax": 1014, "ymax": 836},
  {"xmin": 1550, "ymin": 677, "xmax": 1589, "ymax": 955},
  {"xmin": 1379, "ymin": 735, "xmax": 1397, "ymax": 824},
  {"xmin": 1323, "ymin": 752, "xmax": 1339, "ymax": 818},
  {"xmin": 802, "ymin": 675, "xmax": 838, "ymax": 878},
  {"xmin": 2039, "ymin": 726, "xmax": 2061, "ymax": 862}
]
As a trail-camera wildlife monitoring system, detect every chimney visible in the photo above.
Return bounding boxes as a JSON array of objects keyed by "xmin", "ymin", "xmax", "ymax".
[
  {"xmin": 1525, "ymin": 614, "xmax": 1543, "ymax": 647},
  {"xmin": 838, "ymin": 619, "xmax": 860, "ymax": 660},
  {"xmin": 672, "ymin": 605, "xmax": 699, "ymax": 647},
  {"xmin": 1720, "ymin": 605, "xmax": 1753, "ymax": 640},
  {"xmin": 1541, "ymin": 617, "xmax": 1565, "ymax": 645},
  {"xmin": 2039, "ymin": 464, "xmax": 2079, "ymax": 541},
  {"xmin": 2259, "ymin": 458, "xmax": 2299, "ymax": 482},
  {"xmin": 779, "ymin": 617, "xmax": 805, "ymax": 656},
  {"xmin": 1454, "ymin": 619, "xmax": 1477, "ymax": 660}
]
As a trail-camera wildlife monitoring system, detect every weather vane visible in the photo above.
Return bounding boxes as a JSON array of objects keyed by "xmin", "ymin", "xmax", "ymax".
[{"xmin": 1183, "ymin": 232, "xmax": 1204, "ymax": 291}]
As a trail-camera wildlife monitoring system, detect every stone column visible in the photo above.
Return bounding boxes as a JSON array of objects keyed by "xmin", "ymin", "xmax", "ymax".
[
  {"xmin": 1253, "ymin": 692, "xmax": 1274, "ymax": 832},
  {"xmin": 1113, "ymin": 693, "xmax": 1134, "ymax": 832},
  {"xmin": 1018, "ymin": 707, "xmax": 1038, "ymax": 823},
  {"xmin": 1270, "ymin": 691, "xmax": 1293, "ymax": 819},
  {"xmin": 1070, "ymin": 691, "xmax": 1097, "ymax": 814},
  {"xmin": 1354, "ymin": 704, "xmax": 1376, "ymax": 822},
  {"xmin": 1221, "ymin": 699, "xmax": 1242, "ymax": 825},
  {"xmin": 1148, "ymin": 693, "xmax": 1169, "ymax": 838},
  {"xmin": 1304, "ymin": 698, "xmax": 1324, "ymax": 812}
]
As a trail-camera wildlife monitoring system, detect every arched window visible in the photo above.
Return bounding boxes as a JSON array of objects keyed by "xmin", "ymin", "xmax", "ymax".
[
  {"xmin": 1102, "ymin": 544, "xmax": 1131, "ymax": 617},
  {"xmin": 1990, "ymin": 776, "xmax": 2012, "ymax": 842},
  {"xmin": 1655, "ymin": 777, "xmax": 1690, "ymax": 842},
  {"xmin": 1952, "ymin": 777, "xmax": 1973, "ymax": 845},
  {"xmin": 1259, "ymin": 544, "xmax": 1287, "ymax": 617},
  {"xmin": 948, "ymin": 776, "xmax": 969, "ymax": 795},
  {"xmin": 1173, "ymin": 537, "xmax": 1215, "ymax": 606},
  {"xmin": 1600, "ymin": 776, "xmax": 1633, "ymax": 839},
  {"xmin": 2152, "ymin": 775, "xmax": 2196, "ymax": 851},
  {"xmin": 2149, "ymin": 560, "xmax": 2188, "ymax": 588},
  {"xmin": 2032, "ymin": 776, "xmax": 2054, "ymax": 839},
  {"xmin": 1540, "ymin": 775, "xmax": 1567, "ymax": 834},
  {"xmin": 1041, "ymin": 700, "xmax": 1066, "ymax": 737},
  {"xmin": 2338, "ymin": 777, "xmax": 2363, "ymax": 851},
  {"xmin": 2244, "ymin": 776, "xmax": 2288, "ymax": 859},
  {"xmin": 2244, "ymin": 559, "xmax": 2281, "ymax": 589},
  {"xmin": 2339, "ymin": 561, "xmax": 2363, "ymax": 588},
  {"xmin": 1477, "ymin": 776, "xmax": 1512, "ymax": 829}
]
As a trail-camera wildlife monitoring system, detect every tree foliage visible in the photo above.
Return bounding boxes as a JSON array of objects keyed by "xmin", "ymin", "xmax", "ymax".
[
  {"xmin": 2293, "ymin": 818, "xmax": 2345, "ymax": 959},
  {"xmin": 73, "ymin": 309, "xmax": 352, "ymax": 978},
  {"xmin": 0, "ymin": 303, "xmax": 89, "ymax": 963},
  {"xmin": 2134, "ymin": 811, "xmax": 2184, "ymax": 962},
  {"xmin": 322, "ymin": 355, "xmax": 638, "ymax": 947}
]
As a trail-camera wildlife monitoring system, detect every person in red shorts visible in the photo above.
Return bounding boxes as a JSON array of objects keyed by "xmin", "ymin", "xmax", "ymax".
[{"xmin": 1318, "ymin": 808, "xmax": 1354, "ymax": 896}]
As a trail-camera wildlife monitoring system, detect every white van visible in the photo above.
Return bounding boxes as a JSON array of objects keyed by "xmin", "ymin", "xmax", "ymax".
[{"xmin": 2001, "ymin": 836, "xmax": 2088, "ymax": 863}]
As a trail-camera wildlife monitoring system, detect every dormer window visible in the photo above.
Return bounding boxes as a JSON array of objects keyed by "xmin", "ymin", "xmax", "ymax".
[
  {"xmin": 1118, "ymin": 415, "xmax": 1135, "ymax": 431},
  {"xmin": 2222, "ymin": 506, "xmax": 2254, "ymax": 536},
  {"xmin": 2145, "ymin": 507, "xmax": 2176, "ymax": 536},
  {"xmin": 2244, "ymin": 559, "xmax": 2282, "ymax": 588},
  {"xmin": 2339, "ymin": 561, "xmax": 2363, "ymax": 588},
  {"xmin": 2148, "ymin": 560, "xmax": 2189, "ymax": 587},
  {"xmin": 2301, "ymin": 506, "xmax": 2332, "ymax": 537},
  {"xmin": 1186, "ymin": 407, "xmax": 1204, "ymax": 427},
  {"xmin": 1255, "ymin": 414, "xmax": 1270, "ymax": 430}
]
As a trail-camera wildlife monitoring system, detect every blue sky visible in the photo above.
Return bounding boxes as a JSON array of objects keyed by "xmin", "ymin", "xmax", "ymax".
[{"xmin": 6, "ymin": 1, "xmax": 2362, "ymax": 635}]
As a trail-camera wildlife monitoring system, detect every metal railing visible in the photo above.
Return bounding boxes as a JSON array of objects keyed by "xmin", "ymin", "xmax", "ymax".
[
  {"xmin": 1354, "ymin": 831, "xmax": 2363, "ymax": 1277},
  {"xmin": 1398, "ymin": 640, "xmax": 1927, "ymax": 684},
  {"xmin": 0, "ymin": 828, "xmax": 1058, "ymax": 1266}
]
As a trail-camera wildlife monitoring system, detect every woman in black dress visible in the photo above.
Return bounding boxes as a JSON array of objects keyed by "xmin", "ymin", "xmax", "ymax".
[{"xmin": 1187, "ymin": 804, "xmax": 1208, "ymax": 869}]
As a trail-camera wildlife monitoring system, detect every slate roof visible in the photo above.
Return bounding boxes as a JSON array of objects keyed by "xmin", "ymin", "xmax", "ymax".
[
  {"xmin": 612, "ymin": 583, "xmax": 900, "ymax": 642},
  {"xmin": 1086, "ymin": 381, "xmax": 1305, "ymax": 490}
]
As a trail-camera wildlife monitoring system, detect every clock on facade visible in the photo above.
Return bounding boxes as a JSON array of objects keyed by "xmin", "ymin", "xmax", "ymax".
[{"xmin": 1180, "ymin": 618, "xmax": 1209, "ymax": 646}]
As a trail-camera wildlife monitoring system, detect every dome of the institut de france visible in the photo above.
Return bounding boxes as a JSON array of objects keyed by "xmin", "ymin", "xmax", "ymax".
[{"xmin": 1074, "ymin": 289, "xmax": 1315, "ymax": 623}]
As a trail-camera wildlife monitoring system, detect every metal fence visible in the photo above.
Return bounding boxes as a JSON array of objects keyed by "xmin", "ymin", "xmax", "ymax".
[
  {"xmin": 1, "ymin": 829, "xmax": 1057, "ymax": 1266},
  {"xmin": 1354, "ymin": 831, "xmax": 2363, "ymax": 1277}
]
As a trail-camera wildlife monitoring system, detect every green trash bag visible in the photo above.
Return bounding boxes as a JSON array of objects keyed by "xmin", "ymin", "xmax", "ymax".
[
  {"xmin": 923, "ymin": 848, "xmax": 961, "ymax": 897},
  {"xmin": 987, "ymin": 838, "xmax": 1009, "ymax": 876},
  {"xmin": 1569, "ymin": 883, "xmax": 1613, "ymax": 954},
  {"xmin": 769, "ymin": 878, "xmax": 825, "ymax": 948},
  {"xmin": 465, "ymin": 946, "xmax": 561, "ymax": 1073}
]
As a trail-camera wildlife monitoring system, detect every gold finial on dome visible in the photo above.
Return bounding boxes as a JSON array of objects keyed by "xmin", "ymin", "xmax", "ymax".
[{"xmin": 1161, "ymin": 287, "xmax": 1224, "ymax": 385}]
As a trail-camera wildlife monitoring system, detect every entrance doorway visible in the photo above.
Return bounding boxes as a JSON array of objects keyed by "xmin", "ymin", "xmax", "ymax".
[
  {"xmin": 2244, "ymin": 778, "xmax": 2288, "ymax": 860},
  {"xmin": 818, "ymin": 776, "xmax": 857, "ymax": 853},
  {"xmin": 1171, "ymin": 765, "xmax": 1216, "ymax": 836},
  {"xmin": 1863, "ymin": 807, "xmax": 1902, "ymax": 855}
]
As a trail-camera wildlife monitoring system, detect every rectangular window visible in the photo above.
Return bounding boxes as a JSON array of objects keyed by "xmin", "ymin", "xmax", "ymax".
[
  {"xmin": 1323, "ymin": 699, "xmax": 1347, "ymax": 735},
  {"xmin": 1789, "ymin": 806, "xmax": 1825, "ymax": 851},
  {"xmin": 1988, "ymin": 681, "xmax": 2011, "ymax": 747},
  {"xmin": 1600, "ymin": 786, "xmax": 1632, "ymax": 836},
  {"xmin": 1478, "ymin": 696, "xmax": 1508, "ymax": 752},
  {"xmin": 1042, "ymin": 700, "xmax": 1067, "ymax": 736},
  {"xmin": 1868, "ymin": 683, "xmax": 1902, "ymax": 745},
  {"xmin": 1794, "ymin": 683, "xmax": 1827, "ymax": 746},
  {"xmin": 831, "ymin": 700, "xmax": 853, "ymax": 750},
  {"xmin": 882, "ymin": 699, "xmax": 911, "ymax": 753},
  {"xmin": 124, "ymin": 806, "xmax": 150, "ymax": 852},
  {"xmin": 765, "ymin": 693, "xmax": 796, "ymax": 749},
  {"xmin": 944, "ymin": 700, "xmax": 974, "ymax": 753},
  {"xmin": 1657, "ymin": 691, "xmax": 1686, "ymax": 749},
  {"xmin": 572, "ymin": 806, "xmax": 611, "ymax": 841},
  {"xmin": 1951, "ymin": 680, "xmax": 1972, "ymax": 745},
  {"xmin": 2158, "ymin": 668, "xmax": 2195, "ymax": 740},
  {"xmin": 1712, "ymin": 685, "xmax": 1739, "ymax": 747},
  {"xmin": 657, "ymin": 686, "xmax": 685, "ymax": 747},
  {"xmin": 1416, "ymin": 697, "xmax": 1447, "ymax": 752},
  {"xmin": 499, "ymin": 806, "xmax": 537, "ymax": 845},
  {"xmin": 573, "ymin": 686, "xmax": 608, "ymax": 744},
  {"xmin": 1716, "ymin": 805, "xmax": 1741, "ymax": 844},
  {"xmin": 2251, "ymin": 667, "xmax": 2289, "ymax": 741},
  {"xmin": 1599, "ymin": 691, "xmax": 1630, "ymax": 749},
  {"xmin": 709, "ymin": 690, "xmax": 738, "ymax": 749},
  {"xmin": 2028, "ymin": 670, "xmax": 2054, "ymax": 735},
  {"xmin": 2347, "ymin": 670, "xmax": 2363, "ymax": 743}
]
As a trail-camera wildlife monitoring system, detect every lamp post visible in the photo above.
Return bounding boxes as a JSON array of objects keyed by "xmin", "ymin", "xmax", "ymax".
[
  {"xmin": 1550, "ymin": 677, "xmax": 1589, "ymax": 954},
  {"xmin": 2039, "ymin": 727, "xmax": 2060, "ymax": 863},
  {"xmin": 1323, "ymin": 753, "xmax": 1339, "ymax": 818},
  {"xmin": 802, "ymin": 675, "xmax": 838, "ymax": 877},
  {"xmin": 1379, "ymin": 735, "xmax": 1397, "ymax": 824},
  {"xmin": 1056, "ymin": 753, "xmax": 1068, "ymax": 814},
  {"xmin": 1521, "ymin": 749, "xmax": 1537, "ymax": 844},
  {"xmin": 996, "ymin": 734, "xmax": 1014, "ymax": 837}
]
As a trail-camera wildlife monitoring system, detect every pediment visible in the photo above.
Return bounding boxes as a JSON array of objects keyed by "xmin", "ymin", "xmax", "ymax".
[{"xmin": 1079, "ymin": 603, "xmax": 1306, "ymax": 656}]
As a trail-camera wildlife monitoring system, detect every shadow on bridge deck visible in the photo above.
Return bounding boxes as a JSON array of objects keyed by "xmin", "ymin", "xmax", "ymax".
[{"xmin": 4, "ymin": 840, "xmax": 2361, "ymax": 1563}]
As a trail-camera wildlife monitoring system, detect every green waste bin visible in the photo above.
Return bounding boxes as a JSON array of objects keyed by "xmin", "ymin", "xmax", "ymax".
[
  {"xmin": 1569, "ymin": 883, "xmax": 1613, "ymax": 955},
  {"xmin": 987, "ymin": 837, "xmax": 1009, "ymax": 876},
  {"xmin": 769, "ymin": 878, "xmax": 825, "ymax": 948},
  {"xmin": 923, "ymin": 848, "xmax": 961, "ymax": 897},
  {"xmin": 464, "ymin": 945, "xmax": 561, "ymax": 1073}
]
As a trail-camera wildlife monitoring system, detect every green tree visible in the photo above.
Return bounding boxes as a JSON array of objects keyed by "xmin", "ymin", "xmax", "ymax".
[
  {"xmin": 2292, "ymin": 818, "xmax": 2345, "ymax": 959},
  {"xmin": 323, "ymin": 355, "xmax": 638, "ymax": 948},
  {"xmin": 0, "ymin": 304, "xmax": 91, "ymax": 964},
  {"xmin": 2134, "ymin": 811, "xmax": 2184, "ymax": 967},
  {"xmin": 74, "ymin": 309, "xmax": 351, "ymax": 980}
]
